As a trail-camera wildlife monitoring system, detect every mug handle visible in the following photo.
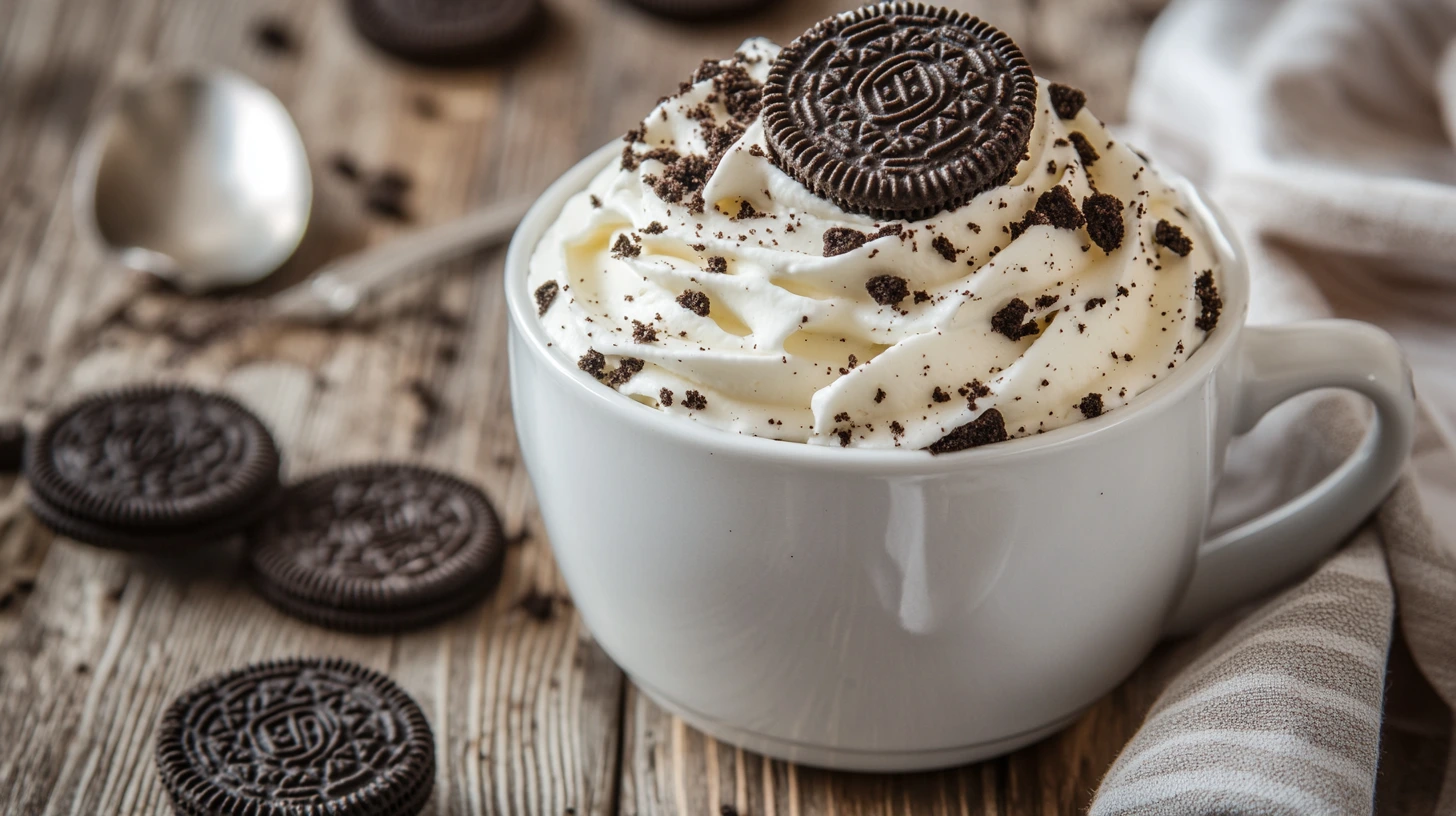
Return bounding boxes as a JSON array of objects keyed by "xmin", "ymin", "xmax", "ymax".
[{"xmin": 1163, "ymin": 319, "xmax": 1415, "ymax": 636}]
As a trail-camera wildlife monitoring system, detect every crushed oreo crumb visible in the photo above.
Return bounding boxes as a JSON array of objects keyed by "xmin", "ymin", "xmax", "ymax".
[
  {"xmin": 683, "ymin": 390, "xmax": 708, "ymax": 410},
  {"xmin": 1048, "ymin": 83, "xmax": 1086, "ymax": 120},
  {"xmin": 1034, "ymin": 294, "xmax": 1060, "ymax": 309},
  {"xmin": 1078, "ymin": 393, "xmax": 1104, "ymax": 418},
  {"xmin": 932, "ymin": 387, "xmax": 951, "ymax": 403},
  {"xmin": 604, "ymin": 358, "xmax": 645, "ymax": 387},
  {"xmin": 1155, "ymin": 219, "xmax": 1193, "ymax": 257},
  {"xmin": 1085, "ymin": 297, "xmax": 1107, "ymax": 311},
  {"xmin": 611, "ymin": 234, "xmax": 641, "ymax": 259},
  {"xmin": 991, "ymin": 298, "xmax": 1040, "ymax": 340},
  {"xmin": 578, "ymin": 349, "xmax": 607, "ymax": 379},
  {"xmin": 749, "ymin": 144, "xmax": 766, "ymax": 157},
  {"xmin": 874, "ymin": 388, "xmax": 887, "ymax": 404},
  {"xmin": 1068, "ymin": 132, "xmax": 1099, "ymax": 166},
  {"xmin": 928, "ymin": 409, "xmax": 1009, "ymax": 454},
  {"xmin": 641, "ymin": 221, "xmax": 667, "ymax": 234},
  {"xmin": 866, "ymin": 275, "xmax": 910, "ymax": 307},
  {"xmin": 1082, "ymin": 193, "xmax": 1125, "ymax": 252},
  {"xmin": 534, "ymin": 280, "xmax": 559, "ymax": 315},
  {"xmin": 836, "ymin": 429, "xmax": 852, "ymax": 447},
  {"xmin": 834, "ymin": 411, "xmax": 851, "ymax": 423},
  {"xmin": 590, "ymin": 195, "xmax": 602, "ymax": 208},
  {"xmin": 823, "ymin": 227, "xmax": 867, "ymax": 257},
  {"xmin": 914, "ymin": 290, "xmax": 932, "ymax": 304},
  {"xmin": 1195, "ymin": 270, "xmax": 1222, "ymax": 331},
  {"xmin": 1009, "ymin": 209, "xmax": 1050, "ymax": 240},
  {"xmin": 660, "ymin": 388, "xmax": 674, "ymax": 407},
  {"xmin": 931, "ymin": 235, "xmax": 961, "ymax": 262},
  {"xmin": 1036, "ymin": 186, "xmax": 1086, "ymax": 230},
  {"xmin": 632, "ymin": 320, "xmax": 657, "ymax": 343},
  {"xmin": 705, "ymin": 256, "xmax": 728, "ymax": 274},
  {"xmin": 677, "ymin": 290, "xmax": 710, "ymax": 316},
  {"xmin": 733, "ymin": 200, "xmax": 760, "ymax": 220}
]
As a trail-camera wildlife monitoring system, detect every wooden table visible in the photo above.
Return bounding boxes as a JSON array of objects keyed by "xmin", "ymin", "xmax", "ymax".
[{"xmin": 0, "ymin": 1, "xmax": 1442, "ymax": 813}]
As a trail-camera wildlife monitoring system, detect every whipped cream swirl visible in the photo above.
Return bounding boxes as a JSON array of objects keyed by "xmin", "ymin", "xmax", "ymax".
[{"xmin": 527, "ymin": 38, "xmax": 1222, "ymax": 450}]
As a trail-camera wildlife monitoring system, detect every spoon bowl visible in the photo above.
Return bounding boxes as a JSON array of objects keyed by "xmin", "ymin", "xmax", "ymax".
[{"xmin": 77, "ymin": 70, "xmax": 311, "ymax": 292}]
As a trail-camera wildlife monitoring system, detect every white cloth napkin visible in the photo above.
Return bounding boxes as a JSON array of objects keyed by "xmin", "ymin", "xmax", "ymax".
[{"xmin": 1089, "ymin": 0, "xmax": 1456, "ymax": 813}]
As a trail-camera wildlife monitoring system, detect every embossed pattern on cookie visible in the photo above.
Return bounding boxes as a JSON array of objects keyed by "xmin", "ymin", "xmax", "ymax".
[
  {"xmin": 247, "ymin": 463, "xmax": 504, "ymax": 632},
  {"xmin": 762, "ymin": 3, "xmax": 1037, "ymax": 220},
  {"xmin": 156, "ymin": 657, "xmax": 435, "ymax": 816},
  {"xmin": 24, "ymin": 384, "xmax": 282, "ymax": 550}
]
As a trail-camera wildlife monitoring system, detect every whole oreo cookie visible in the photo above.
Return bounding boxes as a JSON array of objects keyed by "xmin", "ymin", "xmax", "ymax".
[
  {"xmin": 762, "ymin": 3, "xmax": 1038, "ymax": 220},
  {"xmin": 621, "ymin": 0, "xmax": 774, "ymax": 21},
  {"xmin": 25, "ymin": 385, "xmax": 281, "ymax": 551},
  {"xmin": 347, "ymin": 0, "xmax": 542, "ymax": 66},
  {"xmin": 156, "ymin": 657, "xmax": 435, "ymax": 816},
  {"xmin": 247, "ymin": 463, "xmax": 504, "ymax": 632}
]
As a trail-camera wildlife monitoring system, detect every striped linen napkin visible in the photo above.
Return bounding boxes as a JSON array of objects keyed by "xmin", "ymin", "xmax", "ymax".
[{"xmin": 1091, "ymin": 0, "xmax": 1456, "ymax": 813}]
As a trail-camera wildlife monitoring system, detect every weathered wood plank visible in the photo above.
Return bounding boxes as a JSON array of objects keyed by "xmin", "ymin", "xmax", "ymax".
[{"xmin": 0, "ymin": 0, "xmax": 625, "ymax": 814}]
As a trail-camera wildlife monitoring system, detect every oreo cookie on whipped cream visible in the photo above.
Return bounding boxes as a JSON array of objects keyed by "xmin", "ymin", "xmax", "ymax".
[{"xmin": 762, "ymin": 3, "xmax": 1038, "ymax": 221}]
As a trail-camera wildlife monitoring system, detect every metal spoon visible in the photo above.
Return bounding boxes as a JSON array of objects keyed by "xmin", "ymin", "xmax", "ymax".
[{"xmin": 76, "ymin": 68, "xmax": 530, "ymax": 322}]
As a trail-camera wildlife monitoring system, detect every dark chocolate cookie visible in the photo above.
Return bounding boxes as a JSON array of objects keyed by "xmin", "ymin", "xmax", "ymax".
[
  {"xmin": 247, "ymin": 463, "xmax": 504, "ymax": 632},
  {"xmin": 621, "ymin": 0, "xmax": 775, "ymax": 22},
  {"xmin": 346, "ymin": 0, "xmax": 542, "ymax": 66},
  {"xmin": 25, "ymin": 385, "xmax": 282, "ymax": 550},
  {"xmin": 762, "ymin": 3, "xmax": 1037, "ymax": 220},
  {"xmin": 156, "ymin": 657, "xmax": 435, "ymax": 816}
]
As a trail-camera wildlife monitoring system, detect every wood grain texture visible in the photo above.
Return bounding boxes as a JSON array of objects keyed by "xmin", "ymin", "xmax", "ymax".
[{"xmin": 10, "ymin": 2, "xmax": 1437, "ymax": 816}]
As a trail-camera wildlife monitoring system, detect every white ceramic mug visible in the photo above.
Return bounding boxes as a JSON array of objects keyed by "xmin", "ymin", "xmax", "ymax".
[{"xmin": 505, "ymin": 144, "xmax": 1416, "ymax": 772}]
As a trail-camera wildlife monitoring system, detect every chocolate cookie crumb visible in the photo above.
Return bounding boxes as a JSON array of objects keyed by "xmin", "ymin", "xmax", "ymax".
[
  {"xmin": 534, "ymin": 280, "xmax": 559, "ymax": 315},
  {"xmin": 1195, "ymin": 270, "xmax": 1222, "ymax": 331},
  {"xmin": 1035, "ymin": 186, "xmax": 1086, "ymax": 230},
  {"xmin": 749, "ymin": 144, "xmax": 766, "ymax": 157},
  {"xmin": 1048, "ymin": 83, "xmax": 1086, "ymax": 120},
  {"xmin": 823, "ymin": 227, "xmax": 867, "ymax": 257},
  {"xmin": 632, "ymin": 320, "xmax": 657, "ymax": 343},
  {"xmin": 252, "ymin": 18, "xmax": 296, "ymax": 55},
  {"xmin": 612, "ymin": 234, "xmax": 641, "ymax": 259},
  {"xmin": 1155, "ymin": 219, "xmax": 1193, "ymax": 257},
  {"xmin": 869, "ymin": 224, "xmax": 904, "ymax": 240},
  {"xmin": 1084, "ymin": 297, "xmax": 1107, "ymax": 311},
  {"xmin": 676, "ymin": 290, "xmax": 710, "ymax": 316},
  {"xmin": 590, "ymin": 195, "xmax": 602, "ymax": 208},
  {"xmin": 931, "ymin": 235, "xmax": 960, "ymax": 262},
  {"xmin": 658, "ymin": 388, "xmax": 674, "ymax": 407},
  {"xmin": 834, "ymin": 412, "xmax": 851, "ymax": 423},
  {"xmin": 866, "ymin": 275, "xmax": 910, "ymax": 307},
  {"xmin": 641, "ymin": 221, "xmax": 667, "ymax": 234},
  {"xmin": 874, "ymin": 388, "xmax": 887, "ymax": 404},
  {"xmin": 914, "ymin": 290, "xmax": 931, "ymax": 304},
  {"xmin": 683, "ymin": 390, "xmax": 708, "ymax": 410},
  {"xmin": 1082, "ymin": 193, "xmax": 1125, "ymax": 252},
  {"xmin": 705, "ymin": 256, "xmax": 728, "ymax": 274},
  {"xmin": 1078, "ymin": 393, "xmax": 1104, "ymax": 418},
  {"xmin": 329, "ymin": 153, "xmax": 360, "ymax": 181},
  {"xmin": 928, "ymin": 409, "xmax": 1008, "ymax": 453},
  {"xmin": 1008, "ymin": 209, "xmax": 1050, "ymax": 240},
  {"xmin": 932, "ymin": 387, "xmax": 951, "ymax": 403},
  {"xmin": 1034, "ymin": 294, "xmax": 1060, "ymax": 309},
  {"xmin": 991, "ymin": 298, "xmax": 1040, "ymax": 340},
  {"xmin": 732, "ymin": 201, "xmax": 760, "ymax": 220},
  {"xmin": 604, "ymin": 358, "xmax": 645, "ymax": 387},
  {"xmin": 578, "ymin": 349, "xmax": 607, "ymax": 379},
  {"xmin": 1068, "ymin": 132, "xmax": 1099, "ymax": 166}
]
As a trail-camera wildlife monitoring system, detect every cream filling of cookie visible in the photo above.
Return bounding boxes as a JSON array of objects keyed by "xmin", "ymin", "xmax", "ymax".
[{"xmin": 527, "ymin": 37, "xmax": 1222, "ymax": 450}]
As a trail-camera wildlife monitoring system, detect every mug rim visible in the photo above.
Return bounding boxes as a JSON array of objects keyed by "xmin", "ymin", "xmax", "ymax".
[{"xmin": 505, "ymin": 141, "xmax": 1249, "ymax": 471}]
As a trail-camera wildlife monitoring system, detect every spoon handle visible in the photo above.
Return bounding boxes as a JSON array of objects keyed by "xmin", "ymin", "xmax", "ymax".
[{"xmin": 262, "ymin": 194, "xmax": 536, "ymax": 323}]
